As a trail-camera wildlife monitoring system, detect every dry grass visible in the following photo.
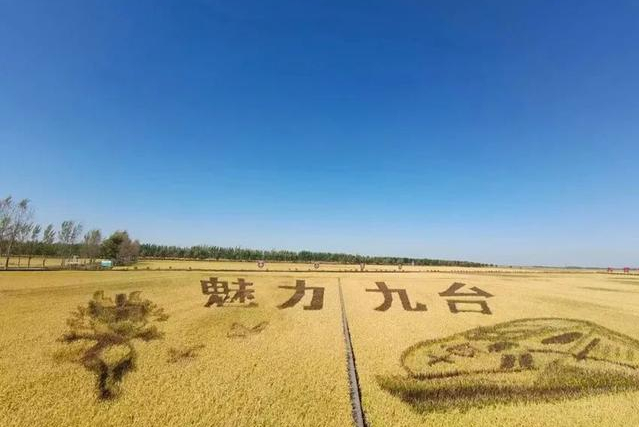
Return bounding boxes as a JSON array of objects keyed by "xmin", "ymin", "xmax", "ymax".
[{"xmin": 1, "ymin": 266, "xmax": 638, "ymax": 426}]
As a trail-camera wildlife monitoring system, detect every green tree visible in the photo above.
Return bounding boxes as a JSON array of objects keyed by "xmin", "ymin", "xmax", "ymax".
[
  {"xmin": 83, "ymin": 229, "xmax": 102, "ymax": 264},
  {"xmin": 1, "ymin": 197, "xmax": 34, "ymax": 269},
  {"xmin": 101, "ymin": 231, "xmax": 140, "ymax": 265},
  {"xmin": 58, "ymin": 220, "xmax": 83, "ymax": 266},
  {"xmin": 26, "ymin": 224, "xmax": 41, "ymax": 268},
  {"xmin": 41, "ymin": 224, "xmax": 55, "ymax": 267}
]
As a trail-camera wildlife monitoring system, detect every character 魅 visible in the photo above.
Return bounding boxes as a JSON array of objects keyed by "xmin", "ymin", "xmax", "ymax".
[{"xmin": 378, "ymin": 318, "xmax": 639, "ymax": 412}]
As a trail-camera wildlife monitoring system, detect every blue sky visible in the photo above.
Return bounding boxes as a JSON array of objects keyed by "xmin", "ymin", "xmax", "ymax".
[{"xmin": 1, "ymin": 0, "xmax": 638, "ymax": 266}]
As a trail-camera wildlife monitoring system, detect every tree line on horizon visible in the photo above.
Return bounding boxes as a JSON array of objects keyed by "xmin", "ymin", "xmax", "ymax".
[
  {"xmin": 139, "ymin": 243, "xmax": 489, "ymax": 267},
  {"xmin": 0, "ymin": 196, "xmax": 140, "ymax": 268},
  {"xmin": 1, "ymin": 195, "xmax": 488, "ymax": 268}
]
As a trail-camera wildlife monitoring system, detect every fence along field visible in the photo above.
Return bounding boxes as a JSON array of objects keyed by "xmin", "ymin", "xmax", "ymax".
[
  {"xmin": 0, "ymin": 271, "xmax": 352, "ymax": 427},
  {"xmin": 1, "ymin": 266, "xmax": 639, "ymax": 427}
]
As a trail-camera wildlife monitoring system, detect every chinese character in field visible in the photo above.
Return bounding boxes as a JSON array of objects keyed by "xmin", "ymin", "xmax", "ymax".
[
  {"xmin": 200, "ymin": 277, "xmax": 256, "ymax": 307},
  {"xmin": 439, "ymin": 282, "xmax": 493, "ymax": 315},
  {"xmin": 365, "ymin": 281, "xmax": 427, "ymax": 311},
  {"xmin": 278, "ymin": 280, "xmax": 324, "ymax": 310},
  {"xmin": 438, "ymin": 282, "xmax": 493, "ymax": 298}
]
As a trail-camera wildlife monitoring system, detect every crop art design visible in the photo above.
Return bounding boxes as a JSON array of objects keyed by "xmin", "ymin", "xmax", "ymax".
[
  {"xmin": 227, "ymin": 321, "xmax": 269, "ymax": 338},
  {"xmin": 59, "ymin": 291, "xmax": 169, "ymax": 400},
  {"xmin": 378, "ymin": 318, "xmax": 639, "ymax": 412},
  {"xmin": 200, "ymin": 277, "xmax": 257, "ymax": 308}
]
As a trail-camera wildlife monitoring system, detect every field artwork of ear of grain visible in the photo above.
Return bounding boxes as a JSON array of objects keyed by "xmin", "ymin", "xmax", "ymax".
[{"xmin": 2, "ymin": 263, "xmax": 639, "ymax": 427}]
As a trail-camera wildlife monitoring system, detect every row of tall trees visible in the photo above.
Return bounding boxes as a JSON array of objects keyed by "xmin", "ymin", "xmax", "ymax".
[
  {"xmin": 0, "ymin": 196, "xmax": 140, "ymax": 268},
  {"xmin": 139, "ymin": 243, "xmax": 488, "ymax": 267},
  {"xmin": 2, "ymin": 195, "xmax": 488, "ymax": 269}
]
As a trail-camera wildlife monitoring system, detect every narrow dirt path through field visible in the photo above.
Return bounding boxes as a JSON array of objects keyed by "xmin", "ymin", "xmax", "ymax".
[{"xmin": 339, "ymin": 278, "xmax": 367, "ymax": 427}]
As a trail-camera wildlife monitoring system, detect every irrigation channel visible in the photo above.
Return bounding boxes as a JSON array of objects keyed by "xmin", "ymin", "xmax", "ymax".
[{"xmin": 338, "ymin": 278, "xmax": 367, "ymax": 427}]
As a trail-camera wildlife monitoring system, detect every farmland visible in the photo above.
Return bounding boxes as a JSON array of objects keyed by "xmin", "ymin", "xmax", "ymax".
[
  {"xmin": 1, "ymin": 265, "xmax": 639, "ymax": 427},
  {"xmin": 4, "ymin": 3, "xmax": 637, "ymax": 427},
  {"xmin": 119, "ymin": 258, "xmax": 591, "ymax": 274}
]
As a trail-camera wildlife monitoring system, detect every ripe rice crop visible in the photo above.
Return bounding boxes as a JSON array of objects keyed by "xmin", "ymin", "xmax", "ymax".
[{"xmin": 1, "ymin": 266, "xmax": 638, "ymax": 426}]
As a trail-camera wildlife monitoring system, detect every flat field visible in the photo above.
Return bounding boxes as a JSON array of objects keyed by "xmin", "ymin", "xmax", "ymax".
[
  {"xmin": 1, "ymin": 265, "xmax": 638, "ymax": 427},
  {"xmin": 131, "ymin": 258, "xmax": 433, "ymax": 272},
  {"xmin": 128, "ymin": 258, "xmax": 586, "ymax": 273}
]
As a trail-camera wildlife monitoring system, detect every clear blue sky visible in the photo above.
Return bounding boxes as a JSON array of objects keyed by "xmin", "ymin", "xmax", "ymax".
[{"xmin": 1, "ymin": 0, "xmax": 638, "ymax": 267}]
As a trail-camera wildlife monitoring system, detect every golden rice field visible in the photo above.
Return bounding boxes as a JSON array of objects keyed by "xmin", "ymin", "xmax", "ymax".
[
  {"xmin": 1, "ymin": 264, "xmax": 639, "ymax": 427},
  {"xmin": 131, "ymin": 258, "xmax": 432, "ymax": 272},
  {"xmin": 128, "ymin": 258, "xmax": 598, "ymax": 274}
]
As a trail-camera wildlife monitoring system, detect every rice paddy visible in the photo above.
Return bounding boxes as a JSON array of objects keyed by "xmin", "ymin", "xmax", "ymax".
[{"xmin": 1, "ymin": 264, "xmax": 638, "ymax": 426}]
